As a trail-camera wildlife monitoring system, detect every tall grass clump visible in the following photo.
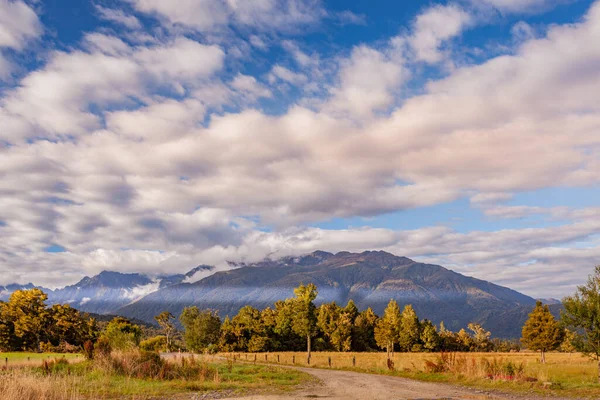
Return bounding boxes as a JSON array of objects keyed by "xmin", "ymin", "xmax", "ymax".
[
  {"xmin": 93, "ymin": 350, "xmax": 220, "ymax": 381},
  {"xmin": 0, "ymin": 368, "xmax": 81, "ymax": 400},
  {"xmin": 424, "ymin": 352, "xmax": 527, "ymax": 381}
]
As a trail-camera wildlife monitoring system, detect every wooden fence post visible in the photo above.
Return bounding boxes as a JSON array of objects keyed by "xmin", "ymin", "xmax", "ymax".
[
  {"xmin": 328, "ymin": 357, "xmax": 331, "ymax": 367},
  {"xmin": 277, "ymin": 355, "xmax": 280, "ymax": 363},
  {"xmin": 352, "ymin": 356, "xmax": 356, "ymax": 367},
  {"xmin": 5, "ymin": 357, "xmax": 7, "ymax": 368},
  {"xmin": 265, "ymin": 354, "xmax": 268, "ymax": 362},
  {"xmin": 292, "ymin": 355, "xmax": 295, "ymax": 364},
  {"xmin": 254, "ymin": 354, "xmax": 257, "ymax": 363}
]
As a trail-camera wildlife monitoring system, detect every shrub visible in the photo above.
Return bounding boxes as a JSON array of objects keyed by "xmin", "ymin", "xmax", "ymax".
[
  {"xmin": 140, "ymin": 336, "xmax": 167, "ymax": 352},
  {"xmin": 83, "ymin": 340, "xmax": 94, "ymax": 360},
  {"xmin": 94, "ymin": 337, "xmax": 111, "ymax": 358}
]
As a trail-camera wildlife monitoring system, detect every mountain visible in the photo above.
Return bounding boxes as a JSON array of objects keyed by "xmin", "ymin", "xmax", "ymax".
[
  {"xmin": 117, "ymin": 250, "xmax": 537, "ymax": 338},
  {"xmin": 537, "ymin": 298, "xmax": 562, "ymax": 305},
  {"xmin": 0, "ymin": 266, "xmax": 214, "ymax": 314},
  {"xmin": 0, "ymin": 283, "xmax": 41, "ymax": 301}
]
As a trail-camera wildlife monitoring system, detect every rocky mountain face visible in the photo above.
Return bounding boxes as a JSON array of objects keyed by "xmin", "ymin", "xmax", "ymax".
[
  {"xmin": 117, "ymin": 250, "xmax": 538, "ymax": 338},
  {"xmin": 0, "ymin": 266, "xmax": 215, "ymax": 314}
]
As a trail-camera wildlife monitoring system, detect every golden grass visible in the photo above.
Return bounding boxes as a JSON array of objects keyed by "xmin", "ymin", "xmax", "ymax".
[
  {"xmin": 0, "ymin": 369, "xmax": 81, "ymax": 400},
  {"xmin": 0, "ymin": 353, "xmax": 310, "ymax": 400},
  {"xmin": 228, "ymin": 351, "xmax": 600, "ymax": 398}
]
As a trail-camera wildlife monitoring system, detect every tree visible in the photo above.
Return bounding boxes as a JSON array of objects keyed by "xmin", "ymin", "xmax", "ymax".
[
  {"xmin": 562, "ymin": 266, "xmax": 600, "ymax": 381},
  {"xmin": 274, "ymin": 299, "xmax": 303, "ymax": 351},
  {"xmin": 291, "ymin": 284, "xmax": 318, "ymax": 362},
  {"xmin": 102, "ymin": 317, "xmax": 143, "ymax": 350},
  {"xmin": 468, "ymin": 323, "xmax": 492, "ymax": 352},
  {"xmin": 154, "ymin": 311, "xmax": 176, "ymax": 352},
  {"xmin": 48, "ymin": 304, "xmax": 97, "ymax": 348},
  {"xmin": 374, "ymin": 299, "xmax": 401, "ymax": 358},
  {"xmin": 317, "ymin": 302, "xmax": 341, "ymax": 349},
  {"xmin": 420, "ymin": 320, "xmax": 440, "ymax": 352},
  {"xmin": 180, "ymin": 307, "xmax": 221, "ymax": 353},
  {"xmin": 560, "ymin": 329, "xmax": 577, "ymax": 355},
  {"xmin": 4, "ymin": 289, "xmax": 49, "ymax": 351},
  {"xmin": 353, "ymin": 307, "xmax": 378, "ymax": 351},
  {"xmin": 521, "ymin": 301, "xmax": 563, "ymax": 363},
  {"xmin": 398, "ymin": 305, "xmax": 420, "ymax": 352}
]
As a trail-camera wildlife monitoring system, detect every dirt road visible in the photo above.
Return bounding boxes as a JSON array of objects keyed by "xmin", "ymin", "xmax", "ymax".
[{"xmin": 218, "ymin": 366, "xmax": 522, "ymax": 400}]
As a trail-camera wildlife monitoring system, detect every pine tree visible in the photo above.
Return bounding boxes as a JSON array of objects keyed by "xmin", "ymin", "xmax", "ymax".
[
  {"xmin": 374, "ymin": 299, "xmax": 401, "ymax": 358},
  {"xmin": 521, "ymin": 301, "xmax": 563, "ymax": 363},
  {"xmin": 398, "ymin": 305, "xmax": 420, "ymax": 352},
  {"xmin": 562, "ymin": 266, "xmax": 600, "ymax": 382}
]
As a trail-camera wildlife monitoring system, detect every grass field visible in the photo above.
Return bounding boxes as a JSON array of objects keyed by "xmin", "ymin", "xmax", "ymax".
[
  {"xmin": 229, "ymin": 351, "xmax": 600, "ymax": 398},
  {"xmin": 0, "ymin": 352, "xmax": 82, "ymax": 367},
  {"xmin": 0, "ymin": 353, "xmax": 311, "ymax": 400}
]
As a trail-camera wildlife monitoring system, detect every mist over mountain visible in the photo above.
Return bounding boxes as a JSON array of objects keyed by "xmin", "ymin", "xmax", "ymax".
[
  {"xmin": 1, "ymin": 251, "xmax": 555, "ymax": 337},
  {"xmin": 116, "ymin": 250, "xmax": 539, "ymax": 338}
]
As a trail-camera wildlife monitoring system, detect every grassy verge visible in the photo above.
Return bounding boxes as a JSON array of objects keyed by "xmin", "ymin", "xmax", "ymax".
[
  {"xmin": 0, "ymin": 352, "xmax": 81, "ymax": 367},
  {"xmin": 229, "ymin": 351, "xmax": 600, "ymax": 398},
  {"xmin": 0, "ymin": 353, "xmax": 311, "ymax": 400}
]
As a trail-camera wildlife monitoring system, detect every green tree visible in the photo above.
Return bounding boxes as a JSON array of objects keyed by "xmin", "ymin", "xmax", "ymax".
[
  {"xmin": 456, "ymin": 328, "xmax": 473, "ymax": 351},
  {"xmin": 353, "ymin": 307, "xmax": 378, "ymax": 351},
  {"xmin": 420, "ymin": 320, "xmax": 440, "ymax": 352},
  {"xmin": 180, "ymin": 307, "xmax": 221, "ymax": 353},
  {"xmin": 374, "ymin": 299, "xmax": 401, "ymax": 358},
  {"xmin": 231, "ymin": 305, "xmax": 268, "ymax": 352},
  {"xmin": 521, "ymin": 301, "xmax": 563, "ymax": 363},
  {"xmin": 219, "ymin": 317, "xmax": 237, "ymax": 352},
  {"xmin": 560, "ymin": 329, "xmax": 577, "ymax": 355},
  {"xmin": 317, "ymin": 302, "xmax": 341, "ymax": 349},
  {"xmin": 154, "ymin": 311, "xmax": 176, "ymax": 352},
  {"xmin": 562, "ymin": 266, "xmax": 600, "ymax": 381},
  {"xmin": 102, "ymin": 317, "xmax": 143, "ymax": 350},
  {"xmin": 398, "ymin": 305, "xmax": 420, "ymax": 352},
  {"xmin": 274, "ymin": 299, "xmax": 303, "ymax": 351},
  {"xmin": 291, "ymin": 283, "xmax": 318, "ymax": 361}
]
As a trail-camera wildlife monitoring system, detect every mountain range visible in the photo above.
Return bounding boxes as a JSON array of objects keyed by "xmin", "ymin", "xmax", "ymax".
[{"xmin": 0, "ymin": 251, "xmax": 560, "ymax": 338}]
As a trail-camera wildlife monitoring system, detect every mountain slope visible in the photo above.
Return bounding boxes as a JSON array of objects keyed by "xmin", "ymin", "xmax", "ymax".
[
  {"xmin": 0, "ymin": 266, "xmax": 215, "ymax": 314},
  {"xmin": 117, "ymin": 251, "xmax": 537, "ymax": 337}
]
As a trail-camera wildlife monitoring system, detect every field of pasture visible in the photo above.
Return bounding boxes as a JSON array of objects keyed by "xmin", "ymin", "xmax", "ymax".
[
  {"xmin": 0, "ymin": 352, "xmax": 81, "ymax": 367},
  {"xmin": 228, "ymin": 351, "xmax": 600, "ymax": 398}
]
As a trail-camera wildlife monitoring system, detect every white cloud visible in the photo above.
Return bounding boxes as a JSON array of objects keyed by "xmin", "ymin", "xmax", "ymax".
[
  {"xmin": 0, "ymin": 0, "xmax": 42, "ymax": 49},
  {"xmin": 95, "ymin": 5, "xmax": 142, "ymax": 30},
  {"xmin": 1, "ymin": 37, "xmax": 224, "ymax": 140},
  {"xmin": 407, "ymin": 4, "xmax": 472, "ymax": 63},
  {"xmin": 475, "ymin": 0, "xmax": 564, "ymax": 14},
  {"xmin": 323, "ymin": 45, "xmax": 405, "ymax": 117},
  {"xmin": 127, "ymin": 0, "xmax": 326, "ymax": 32},
  {"xmin": 268, "ymin": 64, "xmax": 308, "ymax": 85}
]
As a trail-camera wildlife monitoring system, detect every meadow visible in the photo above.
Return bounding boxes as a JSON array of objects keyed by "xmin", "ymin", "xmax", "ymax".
[
  {"xmin": 0, "ymin": 352, "xmax": 311, "ymax": 400},
  {"xmin": 1, "ymin": 352, "xmax": 81, "ymax": 367},
  {"xmin": 228, "ymin": 351, "xmax": 600, "ymax": 398}
]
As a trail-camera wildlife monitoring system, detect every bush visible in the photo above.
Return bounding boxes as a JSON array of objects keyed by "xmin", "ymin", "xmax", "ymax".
[
  {"xmin": 83, "ymin": 340, "xmax": 94, "ymax": 360},
  {"xmin": 94, "ymin": 337, "xmax": 111, "ymax": 358},
  {"xmin": 140, "ymin": 336, "xmax": 167, "ymax": 352}
]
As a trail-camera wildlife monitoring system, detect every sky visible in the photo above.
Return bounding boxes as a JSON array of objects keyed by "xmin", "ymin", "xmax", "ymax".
[{"xmin": 0, "ymin": 0, "xmax": 599, "ymax": 298}]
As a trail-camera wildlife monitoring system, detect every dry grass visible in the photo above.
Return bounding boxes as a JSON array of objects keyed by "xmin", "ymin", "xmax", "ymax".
[
  {"xmin": 0, "ymin": 352, "xmax": 310, "ymax": 399},
  {"xmin": 228, "ymin": 351, "xmax": 600, "ymax": 398},
  {"xmin": 0, "ymin": 369, "xmax": 82, "ymax": 400}
]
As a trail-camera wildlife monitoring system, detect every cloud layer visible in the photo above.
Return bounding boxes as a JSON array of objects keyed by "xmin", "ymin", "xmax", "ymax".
[{"xmin": 0, "ymin": 0, "xmax": 599, "ymax": 298}]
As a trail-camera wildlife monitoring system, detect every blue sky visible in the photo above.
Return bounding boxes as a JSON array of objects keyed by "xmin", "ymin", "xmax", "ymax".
[{"xmin": 0, "ymin": 0, "xmax": 599, "ymax": 298}]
